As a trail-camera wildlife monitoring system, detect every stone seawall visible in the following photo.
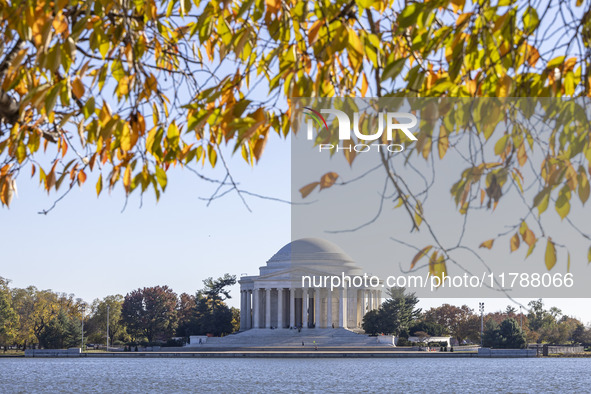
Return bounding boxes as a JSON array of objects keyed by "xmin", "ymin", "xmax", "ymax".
[
  {"xmin": 25, "ymin": 348, "xmax": 81, "ymax": 357},
  {"xmin": 477, "ymin": 348, "xmax": 538, "ymax": 358}
]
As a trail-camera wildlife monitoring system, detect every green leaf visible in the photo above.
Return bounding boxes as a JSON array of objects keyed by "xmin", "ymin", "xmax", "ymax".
[
  {"xmin": 355, "ymin": 0, "xmax": 374, "ymax": 10},
  {"xmin": 578, "ymin": 169, "xmax": 590, "ymax": 204},
  {"xmin": 207, "ymin": 144, "xmax": 217, "ymax": 167},
  {"xmin": 494, "ymin": 135, "xmax": 509, "ymax": 155},
  {"xmin": 533, "ymin": 187, "xmax": 550, "ymax": 215},
  {"xmin": 98, "ymin": 32, "xmax": 110, "ymax": 59},
  {"xmin": 382, "ymin": 58, "xmax": 406, "ymax": 81},
  {"xmin": 555, "ymin": 189, "xmax": 570, "ymax": 220},
  {"xmin": 398, "ymin": 3, "xmax": 424, "ymax": 28},
  {"xmin": 111, "ymin": 59, "xmax": 125, "ymax": 82},
  {"xmin": 522, "ymin": 7, "xmax": 539, "ymax": 33},
  {"xmin": 155, "ymin": 166, "xmax": 167, "ymax": 190},
  {"xmin": 167, "ymin": 122, "xmax": 180, "ymax": 144},
  {"xmin": 547, "ymin": 56, "xmax": 565, "ymax": 70},
  {"xmin": 83, "ymin": 97, "xmax": 95, "ymax": 119},
  {"xmin": 45, "ymin": 84, "xmax": 60, "ymax": 114},
  {"xmin": 545, "ymin": 238, "xmax": 556, "ymax": 271}
]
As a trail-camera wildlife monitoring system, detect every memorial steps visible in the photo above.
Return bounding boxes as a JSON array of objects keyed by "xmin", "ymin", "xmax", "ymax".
[{"xmin": 187, "ymin": 328, "xmax": 394, "ymax": 348}]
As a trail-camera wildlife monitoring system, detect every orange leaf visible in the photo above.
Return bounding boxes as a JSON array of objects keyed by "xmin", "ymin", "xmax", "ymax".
[
  {"xmin": 361, "ymin": 73, "xmax": 368, "ymax": 97},
  {"xmin": 510, "ymin": 232, "xmax": 520, "ymax": 252},
  {"xmin": 299, "ymin": 182, "xmax": 319, "ymax": 198},
  {"xmin": 308, "ymin": 20, "xmax": 322, "ymax": 45},
  {"xmin": 319, "ymin": 172, "xmax": 339, "ymax": 190},
  {"xmin": 517, "ymin": 143, "xmax": 527, "ymax": 166},
  {"xmin": 72, "ymin": 78, "xmax": 85, "ymax": 99},
  {"xmin": 410, "ymin": 245, "xmax": 433, "ymax": 270},
  {"xmin": 77, "ymin": 170, "xmax": 87, "ymax": 186},
  {"xmin": 525, "ymin": 44, "xmax": 540, "ymax": 66},
  {"xmin": 522, "ymin": 229, "xmax": 536, "ymax": 247}
]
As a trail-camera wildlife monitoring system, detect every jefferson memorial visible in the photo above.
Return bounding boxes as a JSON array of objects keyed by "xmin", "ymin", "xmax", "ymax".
[{"xmin": 238, "ymin": 238, "xmax": 382, "ymax": 330}]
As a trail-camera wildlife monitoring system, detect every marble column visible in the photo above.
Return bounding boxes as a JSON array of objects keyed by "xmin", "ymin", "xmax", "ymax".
[
  {"xmin": 315, "ymin": 288, "xmax": 321, "ymax": 328},
  {"xmin": 289, "ymin": 287, "xmax": 295, "ymax": 328},
  {"xmin": 376, "ymin": 290, "xmax": 382, "ymax": 309},
  {"xmin": 327, "ymin": 289, "xmax": 332, "ymax": 328},
  {"xmin": 373, "ymin": 290, "xmax": 378, "ymax": 310},
  {"xmin": 302, "ymin": 288, "xmax": 308, "ymax": 328},
  {"xmin": 246, "ymin": 290, "xmax": 252, "ymax": 329},
  {"xmin": 368, "ymin": 290, "xmax": 373, "ymax": 311},
  {"xmin": 265, "ymin": 288, "xmax": 271, "ymax": 328},
  {"xmin": 338, "ymin": 288, "xmax": 347, "ymax": 328},
  {"xmin": 361, "ymin": 289, "xmax": 366, "ymax": 317},
  {"xmin": 253, "ymin": 288, "xmax": 260, "ymax": 328},
  {"xmin": 277, "ymin": 288, "xmax": 284, "ymax": 328},
  {"xmin": 240, "ymin": 291, "xmax": 245, "ymax": 331}
]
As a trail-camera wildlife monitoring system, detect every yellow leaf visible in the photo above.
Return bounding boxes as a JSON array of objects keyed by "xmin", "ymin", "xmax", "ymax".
[
  {"xmin": 347, "ymin": 27, "xmax": 364, "ymax": 56},
  {"xmin": 496, "ymin": 74, "xmax": 512, "ymax": 97},
  {"xmin": 123, "ymin": 165, "xmax": 131, "ymax": 192},
  {"xmin": 319, "ymin": 172, "xmax": 339, "ymax": 190},
  {"xmin": 120, "ymin": 123, "xmax": 132, "ymax": 152},
  {"xmin": 438, "ymin": 125, "xmax": 449, "ymax": 159},
  {"xmin": 117, "ymin": 76, "xmax": 130, "ymax": 96},
  {"xmin": 510, "ymin": 232, "xmax": 520, "ymax": 252},
  {"xmin": 479, "ymin": 239, "xmax": 494, "ymax": 249},
  {"xmin": 429, "ymin": 252, "xmax": 447, "ymax": 286},
  {"xmin": 96, "ymin": 174, "xmax": 103, "ymax": 196},
  {"xmin": 299, "ymin": 182, "xmax": 319, "ymax": 198},
  {"xmin": 72, "ymin": 78, "xmax": 85, "ymax": 99},
  {"xmin": 545, "ymin": 238, "xmax": 556, "ymax": 271}
]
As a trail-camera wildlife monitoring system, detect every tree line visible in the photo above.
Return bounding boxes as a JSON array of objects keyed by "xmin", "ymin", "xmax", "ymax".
[
  {"xmin": 0, "ymin": 275, "xmax": 238, "ymax": 349},
  {"xmin": 362, "ymin": 288, "xmax": 591, "ymax": 349}
]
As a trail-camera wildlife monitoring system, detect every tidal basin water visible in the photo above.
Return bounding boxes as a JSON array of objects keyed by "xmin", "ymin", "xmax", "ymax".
[{"xmin": 2, "ymin": 357, "xmax": 590, "ymax": 393}]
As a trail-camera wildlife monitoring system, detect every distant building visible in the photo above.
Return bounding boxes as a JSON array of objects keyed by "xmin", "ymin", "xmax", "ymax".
[{"xmin": 238, "ymin": 238, "xmax": 382, "ymax": 330}]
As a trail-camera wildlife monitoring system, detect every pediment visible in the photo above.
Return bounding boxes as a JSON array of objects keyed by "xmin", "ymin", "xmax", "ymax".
[{"xmin": 256, "ymin": 267, "xmax": 334, "ymax": 281}]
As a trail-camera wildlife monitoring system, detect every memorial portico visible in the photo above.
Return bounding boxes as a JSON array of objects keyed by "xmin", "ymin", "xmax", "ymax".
[{"xmin": 238, "ymin": 238, "xmax": 381, "ymax": 330}]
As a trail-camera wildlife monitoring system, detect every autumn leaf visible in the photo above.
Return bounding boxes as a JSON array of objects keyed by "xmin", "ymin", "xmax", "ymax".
[
  {"xmin": 545, "ymin": 238, "xmax": 557, "ymax": 271},
  {"xmin": 319, "ymin": 172, "xmax": 339, "ymax": 190},
  {"xmin": 72, "ymin": 78, "xmax": 85, "ymax": 99},
  {"xmin": 299, "ymin": 182, "xmax": 319, "ymax": 198},
  {"xmin": 410, "ymin": 245, "xmax": 433, "ymax": 269},
  {"xmin": 479, "ymin": 239, "xmax": 494, "ymax": 249},
  {"xmin": 510, "ymin": 232, "xmax": 520, "ymax": 252}
]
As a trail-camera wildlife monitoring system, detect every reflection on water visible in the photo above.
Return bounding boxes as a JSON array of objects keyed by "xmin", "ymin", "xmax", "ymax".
[{"xmin": 1, "ymin": 357, "xmax": 589, "ymax": 393}]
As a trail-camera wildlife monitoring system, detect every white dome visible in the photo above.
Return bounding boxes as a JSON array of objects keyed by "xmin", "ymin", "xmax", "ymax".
[{"xmin": 259, "ymin": 238, "xmax": 362, "ymax": 276}]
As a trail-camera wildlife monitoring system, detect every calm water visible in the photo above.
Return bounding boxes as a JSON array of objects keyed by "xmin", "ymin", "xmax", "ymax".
[{"xmin": 1, "ymin": 358, "xmax": 590, "ymax": 393}]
